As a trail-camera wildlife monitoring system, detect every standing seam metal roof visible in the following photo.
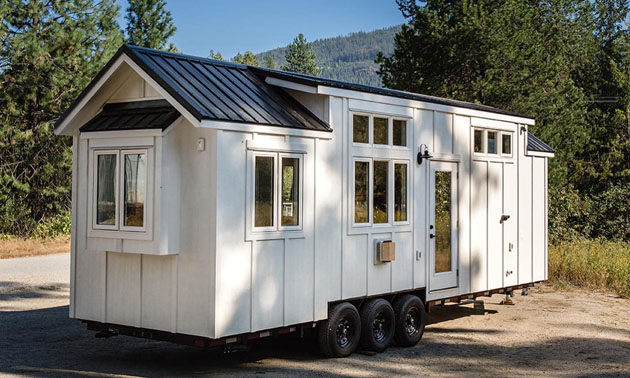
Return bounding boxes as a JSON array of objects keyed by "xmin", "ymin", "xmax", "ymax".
[{"xmin": 527, "ymin": 132, "xmax": 555, "ymax": 153}]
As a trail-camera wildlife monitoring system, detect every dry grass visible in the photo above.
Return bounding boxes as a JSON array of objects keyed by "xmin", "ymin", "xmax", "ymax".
[
  {"xmin": 549, "ymin": 239, "xmax": 630, "ymax": 298},
  {"xmin": 0, "ymin": 236, "xmax": 70, "ymax": 259}
]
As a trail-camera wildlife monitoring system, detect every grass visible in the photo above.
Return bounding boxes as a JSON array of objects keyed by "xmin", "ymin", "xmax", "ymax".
[
  {"xmin": 0, "ymin": 236, "xmax": 70, "ymax": 259},
  {"xmin": 549, "ymin": 239, "xmax": 630, "ymax": 298}
]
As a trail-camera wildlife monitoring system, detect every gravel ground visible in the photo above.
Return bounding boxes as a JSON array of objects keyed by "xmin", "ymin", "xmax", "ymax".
[{"xmin": 1, "ymin": 255, "xmax": 629, "ymax": 377}]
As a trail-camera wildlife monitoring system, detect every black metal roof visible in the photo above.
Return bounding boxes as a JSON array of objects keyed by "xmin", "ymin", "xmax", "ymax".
[
  {"xmin": 80, "ymin": 100, "xmax": 180, "ymax": 132},
  {"xmin": 56, "ymin": 45, "xmax": 331, "ymax": 133},
  {"xmin": 527, "ymin": 132, "xmax": 555, "ymax": 154},
  {"xmin": 250, "ymin": 66, "xmax": 535, "ymax": 120}
]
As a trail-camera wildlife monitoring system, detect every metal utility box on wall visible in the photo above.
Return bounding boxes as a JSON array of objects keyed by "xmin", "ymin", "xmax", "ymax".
[{"xmin": 54, "ymin": 44, "xmax": 554, "ymax": 351}]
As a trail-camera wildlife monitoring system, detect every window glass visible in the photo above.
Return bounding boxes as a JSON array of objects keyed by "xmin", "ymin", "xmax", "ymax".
[
  {"xmin": 353, "ymin": 114, "xmax": 369, "ymax": 143},
  {"xmin": 487, "ymin": 131, "xmax": 498, "ymax": 154},
  {"xmin": 123, "ymin": 153, "xmax": 146, "ymax": 227},
  {"xmin": 281, "ymin": 157, "xmax": 299, "ymax": 226},
  {"xmin": 393, "ymin": 119, "xmax": 407, "ymax": 146},
  {"xmin": 96, "ymin": 154, "xmax": 117, "ymax": 226},
  {"xmin": 474, "ymin": 129, "xmax": 484, "ymax": 153},
  {"xmin": 373, "ymin": 161, "xmax": 388, "ymax": 223},
  {"xmin": 373, "ymin": 117, "xmax": 388, "ymax": 145},
  {"xmin": 394, "ymin": 163, "xmax": 407, "ymax": 222},
  {"xmin": 354, "ymin": 161, "xmax": 369, "ymax": 223},
  {"xmin": 255, "ymin": 156, "xmax": 274, "ymax": 227},
  {"xmin": 502, "ymin": 134, "xmax": 512, "ymax": 155},
  {"xmin": 435, "ymin": 171, "xmax": 452, "ymax": 273}
]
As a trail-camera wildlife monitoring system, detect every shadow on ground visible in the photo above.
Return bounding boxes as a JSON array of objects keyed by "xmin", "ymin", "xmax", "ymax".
[{"xmin": 1, "ymin": 295, "xmax": 629, "ymax": 378}]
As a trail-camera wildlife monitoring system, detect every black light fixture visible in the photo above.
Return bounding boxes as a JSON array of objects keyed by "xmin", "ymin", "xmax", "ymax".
[{"xmin": 417, "ymin": 144, "xmax": 433, "ymax": 165}]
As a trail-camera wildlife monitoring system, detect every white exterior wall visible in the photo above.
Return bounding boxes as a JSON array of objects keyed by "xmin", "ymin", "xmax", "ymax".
[{"xmin": 69, "ymin": 67, "xmax": 551, "ymax": 341}]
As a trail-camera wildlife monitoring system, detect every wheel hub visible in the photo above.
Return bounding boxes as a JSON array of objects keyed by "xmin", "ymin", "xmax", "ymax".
[
  {"xmin": 405, "ymin": 308, "xmax": 419, "ymax": 336},
  {"xmin": 373, "ymin": 312, "xmax": 387, "ymax": 342},
  {"xmin": 336, "ymin": 317, "xmax": 352, "ymax": 348}
]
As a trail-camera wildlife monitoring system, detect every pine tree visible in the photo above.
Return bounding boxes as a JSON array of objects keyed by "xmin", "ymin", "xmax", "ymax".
[
  {"xmin": 0, "ymin": 0, "xmax": 123, "ymax": 235},
  {"xmin": 125, "ymin": 0, "xmax": 176, "ymax": 51},
  {"xmin": 282, "ymin": 34, "xmax": 320, "ymax": 76},
  {"xmin": 232, "ymin": 51, "xmax": 259, "ymax": 66},
  {"xmin": 208, "ymin": 50, "xmax": 224, "ymax": 61},
  {"xmin": 265, "ymin": 56, "xmax": 276, "ymax": 69}
]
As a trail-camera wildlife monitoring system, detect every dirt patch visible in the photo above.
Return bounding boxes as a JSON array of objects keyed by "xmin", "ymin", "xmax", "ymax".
[
  {"xmin": 0, "ymin": 237, "xmax": 69, "ymax": 259},
  {"xmin": 1, "ymin": 283, "xmax": 629, "ymax": 377}
]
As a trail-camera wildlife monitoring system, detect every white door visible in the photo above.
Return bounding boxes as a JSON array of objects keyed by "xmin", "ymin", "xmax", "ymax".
[
  {"xmin": 429, "ymin": 161, "xmax": 458, "ymax": 291},
  {"xmin": 503, "ymin": 162, "xmax": 518, "ymax": 286}
]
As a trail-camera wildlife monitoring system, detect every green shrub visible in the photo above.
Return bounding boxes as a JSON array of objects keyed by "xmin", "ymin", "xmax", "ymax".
[{"xmin": 32, "ymin": 211, "xmax": 71, "ymax": 239}]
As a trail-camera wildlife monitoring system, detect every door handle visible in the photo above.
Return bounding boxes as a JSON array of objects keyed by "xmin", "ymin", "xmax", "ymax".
[
  {"xmin": 430, "ymin": 234, "xmax": 435, "ymax": 239},
  {"xmin": 500, "ymin": 214, "xmax": 510, "ymax": 223}
]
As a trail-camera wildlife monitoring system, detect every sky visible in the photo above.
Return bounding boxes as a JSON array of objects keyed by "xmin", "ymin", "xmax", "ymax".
[{"xmin": 115, "ymin": 0, "xmax": 406, "ymax": 58}]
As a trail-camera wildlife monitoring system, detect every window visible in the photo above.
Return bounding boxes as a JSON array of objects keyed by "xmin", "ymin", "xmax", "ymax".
[
  {"xmin": 351, "ymin": 113, "xmax": 410, "ymax": 147},
  {"xmin": 502, "ymin": 133, "xmax": 512, "ymax": 156},
  {"xmin": 474, "ymin": 129, "xmax": 484, "ymax": 153},
  {"xmin": 373, "ymin": 117, "xmax": 388, "ymax": 145},
  {"xmin": 92, "ymin": 149, "xmax": 149, "ymax": 232},
  {"xmin": 255, "ymin": 155, "xmax": 275, "ymax": 228},
  {"xmin": 281, "ymin": 157, "xmax": 299, "ymax": 227},
  {"xmin": 353, "ymin": 114, "xmax": 369, "ymax": 144},
  {"xmin": 393, "ymin": 119, "xmax": 407, "ymax": 146},
  {"xmin": 394, "ymin": 163, "xmax": 408, "ymax": 222},
  {"xmin": 373, "ymin": 161, "xmax": 388, "ymax": 223},
  {"xmin": 252, "ymin": 152, "xmax": 302, "ymax": 231},
  {"xmin": 487, "ymin": 131, "xmax": 498, "ymax": 154},
  {"xmin": 354, "ymin": 161, "xmax": 369, "ymax": 224},
  {"xmin": 473, "ymin": 129, "xmax": 514, "ymax": 157}
]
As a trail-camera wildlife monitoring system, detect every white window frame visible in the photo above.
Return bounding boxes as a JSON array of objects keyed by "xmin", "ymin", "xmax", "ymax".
[
  {"xmin": 501, "ymin": 131, "xmax": 513, "ymax": 157},
  {"xmin": 392, "ymin": 118, "xmax": 409, "ymax": 148},
  {"xmin": 352, "ymin": 158, "xmax": 372, "ymax": 227},
  {"xmin": 487, "ymin": 130, "xmax": 499, "ymax": 155},
  {"xmin": 278, "ymin": 153, "xmax": 304, "ymax": 232},
  {"xmin": 352, "ymin": 112, "xmax": 411, "ymax": 150},
  {"xmin": 92, "ymin": 149, "xmax": 119, "ymax": 231},
  {"xmin": 250, "ymin": 151, "xmax": 304, "ymax": 234},
  {"xmin": 392, "ymin": 160, "xmax": 411, "ymax": 225},
  {"xmin": 352, "ymin": 112, "xmax": 372, "ymax": 146},
  {"xmin": 473, "ymin": 128, "xmax": 486, "ymax": 155},
  {"xmin": 372, "ymin": 116, "xmax": 390, "ymax": 147},
  {"xmin": 372, "ymin": 159, "xmax": 390, "ymax": 226},
  {"xmin": 88, "ymin": 147, "xmax": 154, "ymax": 240},
  {"xmin": 120, "ymin": 149, "xmax": 149, "ymax": 233}
]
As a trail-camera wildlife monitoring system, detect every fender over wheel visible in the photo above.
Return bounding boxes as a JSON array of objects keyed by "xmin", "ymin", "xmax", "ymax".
[
  {"xmin": 393, "ymin": 294, "xmax": 426, "ymax": 347},
  {"xmin": 359, "ymin": 298, "xmax": 395, "ymax": 352},
  {"xmin": 318, "ymin": 302, "xmax": 361, "ymax": 357}
]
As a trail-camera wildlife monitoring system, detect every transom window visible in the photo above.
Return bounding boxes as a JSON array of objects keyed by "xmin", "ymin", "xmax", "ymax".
[
  {"xmin": 253, "ymin": 152, "xmax": 302, "ymax": 231},
  {"xmin": 473, "ymin": 128, "xmax": 512, "ymax": 157},
  {"xmin": 353, "ymin": 159, "xmax": 409, "ymax": 226},
  {"xmin": 352, "ymin": 113, "xmax": 408, "ymax": 147},
  {"xmin": 93, "ymin": 149, "xmax": 149, "ymax": 231}
]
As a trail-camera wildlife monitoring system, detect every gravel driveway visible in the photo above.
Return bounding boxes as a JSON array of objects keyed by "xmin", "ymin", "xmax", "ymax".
[{"xmin": 1, "ymin": 254, "xmax": 629, "ymax": 378}]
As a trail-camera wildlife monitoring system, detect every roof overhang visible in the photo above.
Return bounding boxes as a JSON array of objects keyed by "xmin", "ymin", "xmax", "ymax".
[{"xmin": 54, "ymin": 50, "xmax": 200, "ymax": 136}]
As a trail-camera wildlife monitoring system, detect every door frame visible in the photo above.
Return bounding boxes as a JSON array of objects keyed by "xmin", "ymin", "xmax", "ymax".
[{"xmin": 428, "ymin": 160, "xmax": 459, "ymax": 291}]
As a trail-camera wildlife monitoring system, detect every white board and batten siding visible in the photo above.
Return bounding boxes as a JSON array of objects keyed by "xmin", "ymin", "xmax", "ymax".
[{"xmin": 68, "ymin": 61, "xmax": 552, "ymax": 341}]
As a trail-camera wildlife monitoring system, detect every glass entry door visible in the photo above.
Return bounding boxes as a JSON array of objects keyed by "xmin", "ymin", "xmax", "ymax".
[{"xmin": 429, "ymin": 161, "xmax": 458, "ymax": 291}]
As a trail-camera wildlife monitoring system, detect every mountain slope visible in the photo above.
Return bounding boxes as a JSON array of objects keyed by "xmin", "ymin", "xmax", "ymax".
[{"xmin": 256, "ymin": 25, "xmax": 401, "ymax": 87}]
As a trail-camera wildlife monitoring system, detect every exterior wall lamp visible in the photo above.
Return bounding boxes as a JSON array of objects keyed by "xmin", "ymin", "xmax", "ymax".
[{"xmin": 417, "ymin": 144, "xmax": 433, "ymax": 165}]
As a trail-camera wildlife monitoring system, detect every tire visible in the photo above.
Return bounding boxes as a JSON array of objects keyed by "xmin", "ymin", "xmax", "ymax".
[
  {"xmin": 318, "ymin": 302, "xmax": 361, "ymax": 358},
  {"xmin": 359, "ymin": 298, "xmax": 395, "ymax": 352},
  {"xmin": 393, "ymin": 294, "xmax": 426, "ymax": 347}
]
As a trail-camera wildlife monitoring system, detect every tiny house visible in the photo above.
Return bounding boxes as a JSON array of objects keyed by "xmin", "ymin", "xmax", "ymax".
[{"xmin": 55, "ymin": 45, "xmax": 554, "ymax": 357}]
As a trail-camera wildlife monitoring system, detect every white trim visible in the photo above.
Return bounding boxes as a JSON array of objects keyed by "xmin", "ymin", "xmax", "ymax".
[
  {"xmin": 246, "ymin": 139, "xmax": 308, "ymax": 154},
  {"xmin": 251, "ymin": 152, "xmax": 278, "ymax": 233},
  {"xmin": 501, "ymin": 132, "xmax": 513, "ymax": 157},
  {"xmin": 265, "ymin": 77, "xmax": 318, "ymax": 94},
  {"xmin": 526, "ymin": 150, "xmax": 555, "ymax": 158},
  {"xmin": 119, "ymin": 149, "xmax": 148, "ymax": 232},
  {"xmin": 471, "ymin": 117, "xmax": 517, "ymax": 131},
  {"xmin": 278, "ymin": 153, "xmax": 304, "ymax": 231},
  {"xmin": 91, "ymin": 150, "xmax": 119, "ymax": 231},
  {"xmin": 318, "ymin": 85, "xmax": 536, "ymax": 125},
  {"xmin": 348, "ymin": 98, "xmax": 413, "ymax": 118},
  {"xmin": 393, "ymin": 160, "xmax": 411, "ymax": 225},
  {"xmin": 351, "ymin": 158, "xmax": 372, "ymax": 227},
  {"xmin": 201, "ymin": 119, "xmax": 333, "ymax": 139}
]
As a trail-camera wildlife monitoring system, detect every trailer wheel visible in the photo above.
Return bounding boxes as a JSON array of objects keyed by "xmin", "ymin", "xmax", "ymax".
[
  {"xmin": 393, "ymin": 294, "xmax": 426, "ymax": 347},
  {"xmin": 318, "ymin": 302, "xmax": 361, "ymax": 358},
  {"xmin": 359, "ymin": 298, "xmax": 395, "ymax": 352}
]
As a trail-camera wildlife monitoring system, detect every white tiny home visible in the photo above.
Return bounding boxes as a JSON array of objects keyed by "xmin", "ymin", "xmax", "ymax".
[{"xmin": 55, "ymin": 45, "xmax": 554, "ymax": 356}]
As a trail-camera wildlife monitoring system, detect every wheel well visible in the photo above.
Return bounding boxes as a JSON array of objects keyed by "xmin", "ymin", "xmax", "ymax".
[{"xmin": 328, "ymin": 288, "xmax": 427, "ymax": 313}]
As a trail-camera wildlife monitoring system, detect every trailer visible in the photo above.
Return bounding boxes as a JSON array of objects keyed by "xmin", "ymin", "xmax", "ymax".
[{"xmin": 54, "ymin": 45, "xmax": 555, "ymax": 357}]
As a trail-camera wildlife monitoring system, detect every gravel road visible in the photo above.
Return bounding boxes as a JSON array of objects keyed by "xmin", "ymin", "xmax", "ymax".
[{"xmin": 1, "ymin": 255, "xmax": 629, "ymax": 378}]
